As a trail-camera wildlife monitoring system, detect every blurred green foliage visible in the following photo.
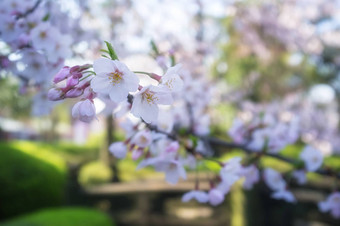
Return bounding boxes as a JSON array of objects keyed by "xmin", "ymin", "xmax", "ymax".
[
  {"xmin": 78, "ymin": 161, "xmax": 113, "ymax": 186},
  {"xmin": 0, "ymin": 77, "xmax": 31, "ymax": 118},
  {"xmin": 118, "ymin": 157, "xmax": 161, "ymax": 182},
  {"xmin": 9, "ymin": 139, "xmax": 100, "ymax": 165},
  {"xmin": 212, "ymin": 17, "xmax": 323, "ymax": 103},
  {"xmin": 0, "ymin": 207, "xmax": 114, "ymax": 226},
  {"xmin": 0, "ymin": 141, "xmax": 67, "ymax": 219}
]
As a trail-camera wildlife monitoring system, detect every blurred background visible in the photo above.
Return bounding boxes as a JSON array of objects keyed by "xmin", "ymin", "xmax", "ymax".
[{"xmin": 1, "ymin": 0, "xmax": 340, "ymax": 225}]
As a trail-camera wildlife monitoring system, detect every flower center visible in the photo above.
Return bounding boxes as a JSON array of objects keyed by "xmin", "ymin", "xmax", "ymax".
[
  {"xmin": 40, "ymin": 31, "xmax": 47, "ymax": 39},
  {"xmin": 142, "ymin": 90, "xmax": 158, "ymax": 105},
  {"xmin": 164, "ymin": 78, "xmax": 175, "ymax": 90},
  {"xmin": 108, "ymin": 70, "xmax": 123, "ymax": 85}
]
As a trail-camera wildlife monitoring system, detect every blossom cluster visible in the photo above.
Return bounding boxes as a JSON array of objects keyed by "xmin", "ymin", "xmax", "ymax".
[
  {"xmin": 0, "ymin": 0, "xmax": 95, "ymax": 116},
  {"xmin": 46, "ymin": 42, "xmax": 339, "ymax": 219},
  {"xmin": 1, "ymin": 0, "xmax": 338, "ymax": 221}
]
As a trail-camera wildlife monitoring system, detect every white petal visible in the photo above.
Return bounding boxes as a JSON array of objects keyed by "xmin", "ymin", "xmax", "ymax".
[
  {"xmin": 93, "ymin": 58, "xmax": 115, "ymax": 74},
  {"xmin": 177, "ymin": 163, "xmax": 187, "ymax": 180},
  {"xmin": 182, "ymin": 191, "xmax": 195, "ymax": 202},
  {"xmin": 139, "ymin": 103, "xmax": 159, "ymax": 123},
  {"xmin": 109, "ymin": 85, "xmax": 129, "ymax": 103},
  {"xmin": 123, "ymin": 72, "xmax": 140, "ymax": 92},
  {"xmin": 155, "ymin": 92, "xmax": 173, "ymax": 105},
  {"xmin": 165, "ymin": 168, "xmax": 179, "ymax": 185},
  {"xmin": 71, "ymin": 102, "xmax": 81, "ymax": 118},
  {"xmin": 130, "ymin": 94, "xmax": 143, "ymax": 118},
  {"xmin": 196, "ymin": 191, "xmax": 209, "ymax": 203},
  {"xmin": 318, "ymin": 201, "xmax": 330, "ymax": 212},
  {"xmin": 90, "ymin": 76, "xmax": 111, "ymax": 93}
]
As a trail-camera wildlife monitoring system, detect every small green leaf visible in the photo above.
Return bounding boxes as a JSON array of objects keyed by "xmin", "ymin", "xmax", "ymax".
[
  {"xmin": 42, "ymin": 14, "xmax": 50, "ymax": 21},
  {"xmin": 100, "ymin": 49, "xmax": 110, "ymax": 54},
  {"xmin": 189, "ymin": 135, "xmax": 198, "ymax": 148},
  {"xmin": 170, "ymin": 55, "xmax": 176, "ymax": 66},
  {"xmin": 104, "ymin": 41, "xmax": 119, "ymax": 60},
  {"xmin": 150, "ymin": 40, "xmax": 160, "ymax": 55}
]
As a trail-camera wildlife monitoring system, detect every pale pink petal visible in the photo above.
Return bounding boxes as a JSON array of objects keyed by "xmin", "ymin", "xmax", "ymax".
[
  {"xmin": 155, "ymin": 92, "xmax": 173, "ymax": 105},
  {"xmin": 109, "ymin": 85, "xmax": 129, "ymax": 103},
  {"xmin": 182, "ymin": 191, "xmax": 195, "ymax": 202},
  {"xmin": 93, "ymin": 58, "xmax": 115, "ymax": 74},
  {"xmin": 165, "ymin": 168, "xmax": 179, "ymax": 185},
  {"xmin": 123, "ymin": 71, "xmax": 140, "ymax": 91},
  {"xmin": 90, "ymin": 76, "xmax": 111, "ymax": 93}
]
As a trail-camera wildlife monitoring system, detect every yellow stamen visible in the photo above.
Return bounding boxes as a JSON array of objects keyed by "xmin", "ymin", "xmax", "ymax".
[
  {"xmin": 142, "ymin": 90, "xmax": 158, "ymax": 105},
  {"xmin": 108, "ymin": 70, "xmax": 123, "ymax": 85},
  {"xmin": 165, "ymin": 78, "xmax": 175, "ymax": 90}
]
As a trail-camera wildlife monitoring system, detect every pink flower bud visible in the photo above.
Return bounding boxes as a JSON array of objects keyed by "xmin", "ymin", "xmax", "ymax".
[
  {"xmin": 48, "ymin": 88, "xmax": 64, "ymax": 101},
  {"xmin": 0, "ymin": 57, "xmax": 10, "ymax": 68},
  {"xmin": 132, "ymin": 148, "xmax": 144, "ymax": 160},
  {"xmin": 71, "ymin": 99, "xmax": 96, "ymax": 123},
  {"xmin": 71, "ymin": 72, "xmax": 83, "ymax": 79},
  {"xmin": 66, "ymin": 76, "xmax": 79, "ymax": 87},
  {"xmin": 65, "ymin": 88, "xmax": 83, "ymax": 98},
  {"xmin": 53, "ymin": 66, "xmax": 70, "ymax": 83},
  {"xmin": 70, "ymin": 65, "xmax": 80, "ymax": 74}
]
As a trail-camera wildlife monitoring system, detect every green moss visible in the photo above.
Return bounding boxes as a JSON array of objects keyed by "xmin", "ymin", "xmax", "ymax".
[
  {"xmin": 78, "ymin": 161, "xmax": 113, "ymax": 186},
  {"xmin": 0, "ymin": 142, "xmax": 67, "ymax": 219},
  {"xmin": 1, "ymin": 207, "xmax": 114, "ymax": 226}
]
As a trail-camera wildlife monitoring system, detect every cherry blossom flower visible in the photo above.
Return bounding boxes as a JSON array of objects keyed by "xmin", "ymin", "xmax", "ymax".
[
  {"xmin": 300, "ymin": 146, "xmax": 323, "ymax": 172},
  {"xmin": 241, "ymin": 165, "xmax": 260, "ymax": 190},
  {"xmin": 46, "ymin": 33, "xmax": 73, "ymax": 63},
  {"xmin": 318, "ymin": 192, "xmax": 340, "ymax": 218},
  {"xmin": 30, "ymin": 22, "xmax": 59, "ymax": 52},
  {"xmin": 219, "ymin": 157, "xmax": 242, "ymax": 188},
  {"xmin": 208, "ymin": 188, "xmax": 225, "ymax": 206},
  {"xmin": 130, "ymin": 130, "xmax": 152, "ymax": 148},
  {"xmin": 182, "ymin": 190, "xmax": 209, "ymax": 203},
  {"xmin": 159, "ymin": 64, "xmax": 184, "ymax": 92},
  {"xmin": 91, "ymin": 58, "xmax": 139, "ymax": 103},
  {"xmin": 109, "ymin": 142, "xmax": 127, "ymax": 159},
  {"xmin": 131, "ymin": 85, "xmax": 173, "ymax": 123},
  {"xmin": 156, "ymin": 159, "xmax": 187, "ymax": 185},
  {"xmin": 263, "ymin": 168, "xmax": 286, "ymax": 191},
  {"xmin": 71, "ymin": 99, "xmax": 96, "ymax": 123},
  {"xmin": 292, "ymin": 170, "xmax": 307, "ymax": 185}
]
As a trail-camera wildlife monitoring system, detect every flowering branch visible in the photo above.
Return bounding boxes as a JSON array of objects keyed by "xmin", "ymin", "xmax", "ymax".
[{"xmin": 45, "ymin": 41, "xmax": 340, "ymax": 218}]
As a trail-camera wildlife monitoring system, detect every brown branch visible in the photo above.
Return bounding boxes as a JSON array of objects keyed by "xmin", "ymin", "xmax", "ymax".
[{"xmin": 16, "ymin": 0, "xmax": 42, "ymax": 19}]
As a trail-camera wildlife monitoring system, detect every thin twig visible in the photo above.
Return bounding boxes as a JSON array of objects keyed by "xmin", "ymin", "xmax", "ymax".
[{"xmin": 16, "ymin": 0, "xmax": 42, "ymax": 19}]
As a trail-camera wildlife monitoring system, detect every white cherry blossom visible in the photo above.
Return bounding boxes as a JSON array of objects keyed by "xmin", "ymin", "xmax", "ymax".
[
  {"xmin": 131, "ymin": 85, "xmax": 173, "ymax": 123},
  {"xmin": 130, "ymin": 130, "xmax": 152, "ymax": 148},
  {"xmin": 109, "ymin": 142, "xmax": 127, "ymax": 159},
  {"xmin": 241, "ymin": 165, "xmax": 260, "ymax": 190},
  {"xmin": 91, "ymin": 58, "xmax": 139, "ymax": 103},
  {"xmin": 318, "ymin": 192, "xmax": 340, "ymax": 218},
  {"xmin": 300, "ymin": 145, "xmax": 323, "ymax": 172},
  {"xmin": 159, "ymin": 64, "xmax": 184, "ymax": 92},
  {"xmin": 263, "ymin": 168, "xmax": 286, "ymax": 191}
]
